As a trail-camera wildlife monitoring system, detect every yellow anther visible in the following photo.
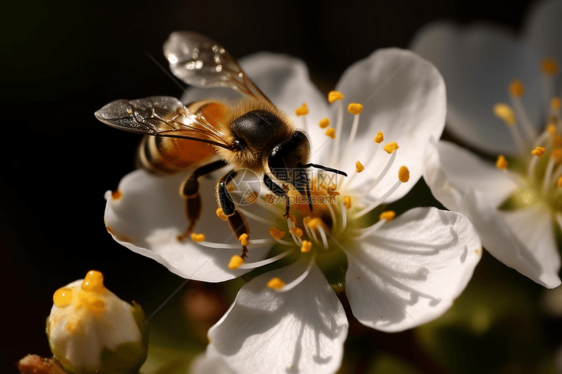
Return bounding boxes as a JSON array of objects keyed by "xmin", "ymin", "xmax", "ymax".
[
  {"xmin": 374, "ymin": 131, "xmax": 384, "ymax": 144},
  {"xmin": 383, "ymin": 142, "xmax": 399, "ymax": 154},
  {"xmin": 307, "ymin": 218, "xmax": 320, "ymax": 229},
  {"xmin": 303, "ymin": 216, "xmax": 312, "ymax": 225},
  {"xmin": 81, "ymin": 271, "xmax": 105, "ymax": 293},
  {"xmin": 325, "ymin": 128, "xmax": 336, "ymax": 139},
  {"xmin": 532, "ymin": 146, "xmax": 546, "ymax": 157},
  {"xmin": 295, "ymin": 102, "xmax": 309, "ymax": 116},
  {"xmin": 53, "ymin": 287, "xmax": 73, "ymax": 308},
  {"xmin": 228, "ymin": 255, "xmax": 244, "ymax": 270},
  {"xmin": 267, "ymin": 277, "xmax": 285, "ymax": 290},
  {"xmin": 541, "ymin": 58, "xmax": 559, "ymax": 76},
  {"xmin": 398, "ymin": 166, "xmax": 410, "ymax": 183},
  {"xmin": 289, "ymin": 227, "xmax": 303, "ymax": 237},
  {"xmin": 379, "ymin": 210, "xmax": 396, "ymax": 222},
  {"xmin": 508, "ymin": 80, "xmax": 525, "ymax": 97},
  {"xmin": 343, "ymin": 196, "xmax": 352, "ymax": 209},
  {"xmin": 348, "ymin": 103, "xmax": 363, "ymax": 115},
  {"xmin": 496, "ymin": 155, "xmax": 508, "ymax": 170},
  {"xmin": 227, "ymin": 184, "xmax": 235, "ymax": 192},
  {"xmin": 289, "ymin": 214, "xmax": 297, "ymax": 224},
  {"xmin": 552, "ymin": 97, "xmax": 561, "ymax": 110},
  {"xmin": 269, "ymin": 227, "xmax": 285, "ymax": 240},
  {"xmin": 328, "ymin": 91, "xmax": 344, "ymax": 103},
  {"xmin": 318, "ymin": 118, "xmax": 330, "ymax": 129},
  {"xmin": 551, "ymin": 148, "xmax": 562, "ymax": 163},
  {"xmin": 355, "ymin": 161, "xmax": 364, "ymax": 173},
  {"xmin": 301, "ymin": 240, "xmax": 312, "ymax": 253},
  {"xmin": 327, "ymin": 184, "xmax": 340, "ymax": 196},
  {"xmin": 216, "ymin": 208, "xmax": 228, "ymax": 221},
  {"xmin": 493, "ymin": 103, "xmax": 516, "ymax": 126},
  {"xmin": 548, "ymin": 124, "xmax": 557, "ymax": 135},
  {"xmin": 329, "ymin": 184, "xmax": 337, "ymax": 190},
  {"xmin": 555, "ymin": 136, "xmax": 562, "ymax": 147},
  {"xmin": 239, "ymin": 233, "xmax": 250, "ymax": 247},
  {"xmin": 191, "ymin": 233, "xmax": 206, "ymax": 242},
  {"xmin": 245, "ymin": 191, "xmax": 259, "ymax": 204},
  {"xmin": 558, "ymin": 176, "xmax": 562, "ymax": 188}
]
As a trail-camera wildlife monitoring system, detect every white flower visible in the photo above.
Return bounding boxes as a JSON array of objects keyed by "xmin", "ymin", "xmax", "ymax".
[
  {"xmin": 102, "ymin": 48, "xmax": 482, "ymax": 373},
  {"xmin": 47, "ymin": 270, "xmax": 148, "ymax": 373},
  {"xmin": 411, "ymin": 0, "xmax": 562, "ymax": 288}
]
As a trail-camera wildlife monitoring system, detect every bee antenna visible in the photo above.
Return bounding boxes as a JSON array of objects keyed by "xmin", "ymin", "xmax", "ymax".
[{"xmin": 301, "ymin": 163, "xmax": 347, "ymax": 177}]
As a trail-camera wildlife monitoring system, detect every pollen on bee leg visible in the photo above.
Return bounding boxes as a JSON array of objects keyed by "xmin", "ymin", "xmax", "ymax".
[
  {"xmin": 398, "ymin": 166, "xmax": 410, "ymax": 183},
  {"xmin": 356, "ymin": 161, "xmax": 364, "ymax": 173},
  {"xmin": 383, "ymin": 142, "xmax": 399, "ymax": 154},
  {"xmin": 301, "ymin": 240, "xmax": 312, "ymax": 253},
  {"xmin": 496, "ymin": 155, "xmax": 508, "ymax": 170},
  {"xmin": 541, "ymin": 58, "xmax": 559, "ymax": 76},
  {"xmin": 343, "ymin": 196, "xmax": 352, "ymax": 209},
  {"xmin": 374, "ymin": 131, "xmax": 384, "ymax": 143},
  {"xmin": 532, "ymin": 147, "xmax": 546, "ymax": 157},
  {"xmin": 216, "ymin": 208, "xmax": 228, "ymax": 221},
  {"xmin": 509, "ymin": 80, "xmax": 525, "ymax": 97},
  {"xmin": 319, "ymin": 118, "xmax": 330, "ymax": 129},
  {"xmin": 325, "ymin": 128, "xmax": 336, "ymax": 139},
  {"xmin": 228, "ymin": 255, "xmax": 244, "ymax": 270},
  {"xmin": 269, "ymin": 227, "xmax": 285, "ymax": 240},
  {"xmin": 238, "ymin": 233, "xmax": 250, "ymax": 247},
  {"xmin": 379, "ymin": 210, "xmax": 396, "ymax": 222},
  {"xmin": 190, "ymin": 233, "xmax": 206, "ymax": 242},
  {"xmin": 267, "ymin": 277, "xmax": 285, "ymax": 290},
  {"xmin": 328, "ymin": 91, "xmax": 344, "ymax": 103}
]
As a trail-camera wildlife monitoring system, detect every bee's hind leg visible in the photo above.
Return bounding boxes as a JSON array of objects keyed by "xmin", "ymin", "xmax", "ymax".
[
  {"xmin": 217, "ymin": 170, "xmax": 251, "ymax": 259},
  {"xmin": 177, "ymin": 160, "xmax": 228, "ymax": 241}
]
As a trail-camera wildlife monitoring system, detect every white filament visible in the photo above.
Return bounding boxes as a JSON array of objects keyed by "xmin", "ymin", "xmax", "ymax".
[
  {"xmin": 239, "ymin": 249, "xmax": 293, "ymax": 269},
  {"xmin": 510, "ymin": 96, "xmax": 537, "ymax": 142},
  {"xmin": 358, "ymin": 218, "xmax": 387, "ymax": 239},
  {"xmin": 276, "ymin": 254, "xmax": 316, "ymax": 293},
  {"xmin": 340, "ymin": 113, "xmax": 360, "ymax": 169},
  {"xmin": 196, "ymin": 238, "xmax": 271, "ymax": 249},
  {"xmin": 357, "ymin": 150, "xmax": 397, "ymax": 198},
  {"xmin": 543, "ymin": 157, "xmax": 556, "ymax": 193},
  {"xmin": 356, "ymin": 180, "xmax": 402, "ymax": 218}
]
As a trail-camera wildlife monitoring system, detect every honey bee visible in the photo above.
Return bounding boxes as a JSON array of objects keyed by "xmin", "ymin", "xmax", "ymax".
[{"xmin": 95, "ymin": 32, "xmax": 346, "ymax": 259}]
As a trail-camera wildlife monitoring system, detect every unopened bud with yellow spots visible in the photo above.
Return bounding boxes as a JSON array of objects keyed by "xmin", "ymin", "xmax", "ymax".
[{"xmin": 47, "ymin": 271, "xmax": 147, "ymax": 374}]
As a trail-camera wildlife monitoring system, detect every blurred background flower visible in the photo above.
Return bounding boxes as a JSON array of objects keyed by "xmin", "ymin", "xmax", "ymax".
[{"xmin": 2, "ymin": 0, "xmax": 562, "ymax": 373}]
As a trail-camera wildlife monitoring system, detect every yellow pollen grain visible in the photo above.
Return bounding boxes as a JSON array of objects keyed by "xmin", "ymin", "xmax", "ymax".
[
  {"xmin": 303, "ymin": 216, "xmax": 312, "ymax": 225},
  {"xmin": 295, "ymin": 102, "xmax": 309, "ymax": 116},
  {"xmin": 307, "ymin": 218, "xmax": 320, "ymax": 229},
  {"xmin": 508, "ymin": 80, "xmax": 525, "ymax": 97},
  {"xmin": 493, "ymin": 103, "xmax": 516, "ymax": 126},
  {"xmin": 548, "ymin": 124, "xmax": 557, "ymax": 135},
  {"xmin": 552, "ymin": 97, "xmax": 561, "ymax": 110},
  {"xmin": 383, "ymin": 142, "xmax": 399, "ymax": 154},
  {"xmin": 327, "ymin": 184, "xmax": 340, "ymax": 196},
  {"xmin": 328, "ymin": 91, "xmax": 344, "ymax": 103},
  {"xmin": 343, "ymin": 196, "xmax": 352, "ymax": 209},
  {"xmin": 81, "ymin": 271, "xmax": 105, "ymax": 293},
  {"xmin": 228, "ymin": 255, "xmax": 244, "ymax": 270},
  {"xmin": 238, "ymin": 233, "xmax": 250, "ymax": 246},
  {"xmin": 541, "ymin": 58, "xmax": 559, "ymax": 76},
  {"xmin": 216, "ymin": 208, "xmax": 228, "ymax": 221},
  {"xmin": 245, "ymin": 191, "xmax": 258, "ymax": 204},
  {"xmin": 191, "ymin": 233, "xmax": 206, "ymax": 242},
  {"xmin": 289, "ymin": 227, "xmax": 303, "ymax": 238},
  {"xmin": 301, "ymin": 240, "xmax": 312, "ymax": 253},
  {"xmin": 227, "ymin": 184, "xmax": 235, "ymax": 192},
  {"xmin": 267, "ymin": 277, "xmax": 285, "ymax": 290},
  {"xmin": 551, "ymin": 148, "xmax": 562, "ymax": 163},
  {"xmin": 379, "ymin": 210, "xmax": 396, "ymax": 222},
  {"xmin": 76, "ymin": 292, "xmax": 105, "ymax": 316},
  {"xmin": 398, "ymin": 166, "xmax": 410, "ymax": 183},
  {"xmin": 348, "ymin": 103, "xmax": 363, "ymax": 115},
  {"xmin": 356, "ymin": 161, "xmax": 364, "ymax": 173},
  {"xmin": 532, "ymin": 147, "xmax": 546, "ymax": 157},
  {"xmin": 53, "ymin": 287, "xmax": 73, "ymax": 308},
  {"xmin": 496, "ymin": 155, "xmax": 508, "ymax": 170},
  {"xmin": 374, "ymin": 131, "xmax": 384, "ymax": 143},
  {"xmin": 269, "ymin": 227, "xmax": 285, "ymax": 240},
  {"xmin": 558, "ymin": 176, "xmax": 562, "ymax": 188},
  {"xmin": 319, "ymin": 117, "xmax": 330, "ymax": 129},
  {"xmin": 325, "ymin": 128, "xmax": 336, "ymax": 139}
]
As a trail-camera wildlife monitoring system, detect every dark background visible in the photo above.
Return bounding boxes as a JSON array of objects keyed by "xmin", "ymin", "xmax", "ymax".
[{"xmin": 1, "ymin": 0, "xmax": 554, "ymax": 373}]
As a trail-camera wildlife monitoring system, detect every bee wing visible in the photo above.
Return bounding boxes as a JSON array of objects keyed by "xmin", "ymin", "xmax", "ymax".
[
  {"xmin": 164, "ymin": 31, "xmax": 271, "ymax": 103},
  {"xmin": 94, "ymin": 96, "xmax": 233, "ymax": 149}
]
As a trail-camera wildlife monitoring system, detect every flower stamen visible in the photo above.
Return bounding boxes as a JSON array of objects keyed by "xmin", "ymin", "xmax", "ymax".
[{"xmin": 270, "ymin": 254, "xmax": 316, "ymax": 293}]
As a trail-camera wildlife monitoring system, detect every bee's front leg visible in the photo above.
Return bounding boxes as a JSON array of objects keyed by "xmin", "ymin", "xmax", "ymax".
[
  {"xmin": 177, "ymin": 160, "xmax": 228, "ymax": 241},
  {"xmin": 217, "ymin": 170, "xmax": 251, "ymax": 259},
  {"xmin": 263, "ymin": 174, "xmax": 291, "ymax": 219}
]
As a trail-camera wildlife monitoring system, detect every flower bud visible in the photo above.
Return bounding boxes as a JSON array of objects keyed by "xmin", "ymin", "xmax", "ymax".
[{"xmin": 46, "ymin": 270, "xmax": 148, "ymax": 374}]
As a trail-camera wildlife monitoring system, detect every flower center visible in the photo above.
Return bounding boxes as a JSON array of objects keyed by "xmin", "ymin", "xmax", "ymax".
[{"xmin": 492, "ymin": 58, "xmax": 562, "ymax": 217}]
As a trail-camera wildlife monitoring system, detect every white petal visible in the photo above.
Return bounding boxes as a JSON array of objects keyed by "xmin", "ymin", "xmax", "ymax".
[
  {"xmin": 429, "ymin": 140, "xmax": 519, "ymax": 209},
  {"xmin": 190, "ymin": 353, "xmax": 235, "ymax": 374},
  {"xmin": 104, "ymin": 169, "xmax": 273, "ymax": 282},
  {"xmin": 207, "ymin": 258, "xmax": 348, "ymax": 374},
  {"xmin": 346, "ymin": 207, "xmax": 481, "ymax": 332},
  {"xmin": 333, "ymin": 48, "xmax": 446, "ymax": 203},
  {"xmin": 525, "ymin": 0, "xmax": 562, "ymax": 85},
  {"xmin": 411, "ymin": 22, "xmax": 542, "ymax": 155},
  {"xmin": 182, "ymin": 52, "xmax": 329, "ymax": 162},
  {"xmin": 464, "ymin": 189, "xmax": 561, "ymax": 288}
]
